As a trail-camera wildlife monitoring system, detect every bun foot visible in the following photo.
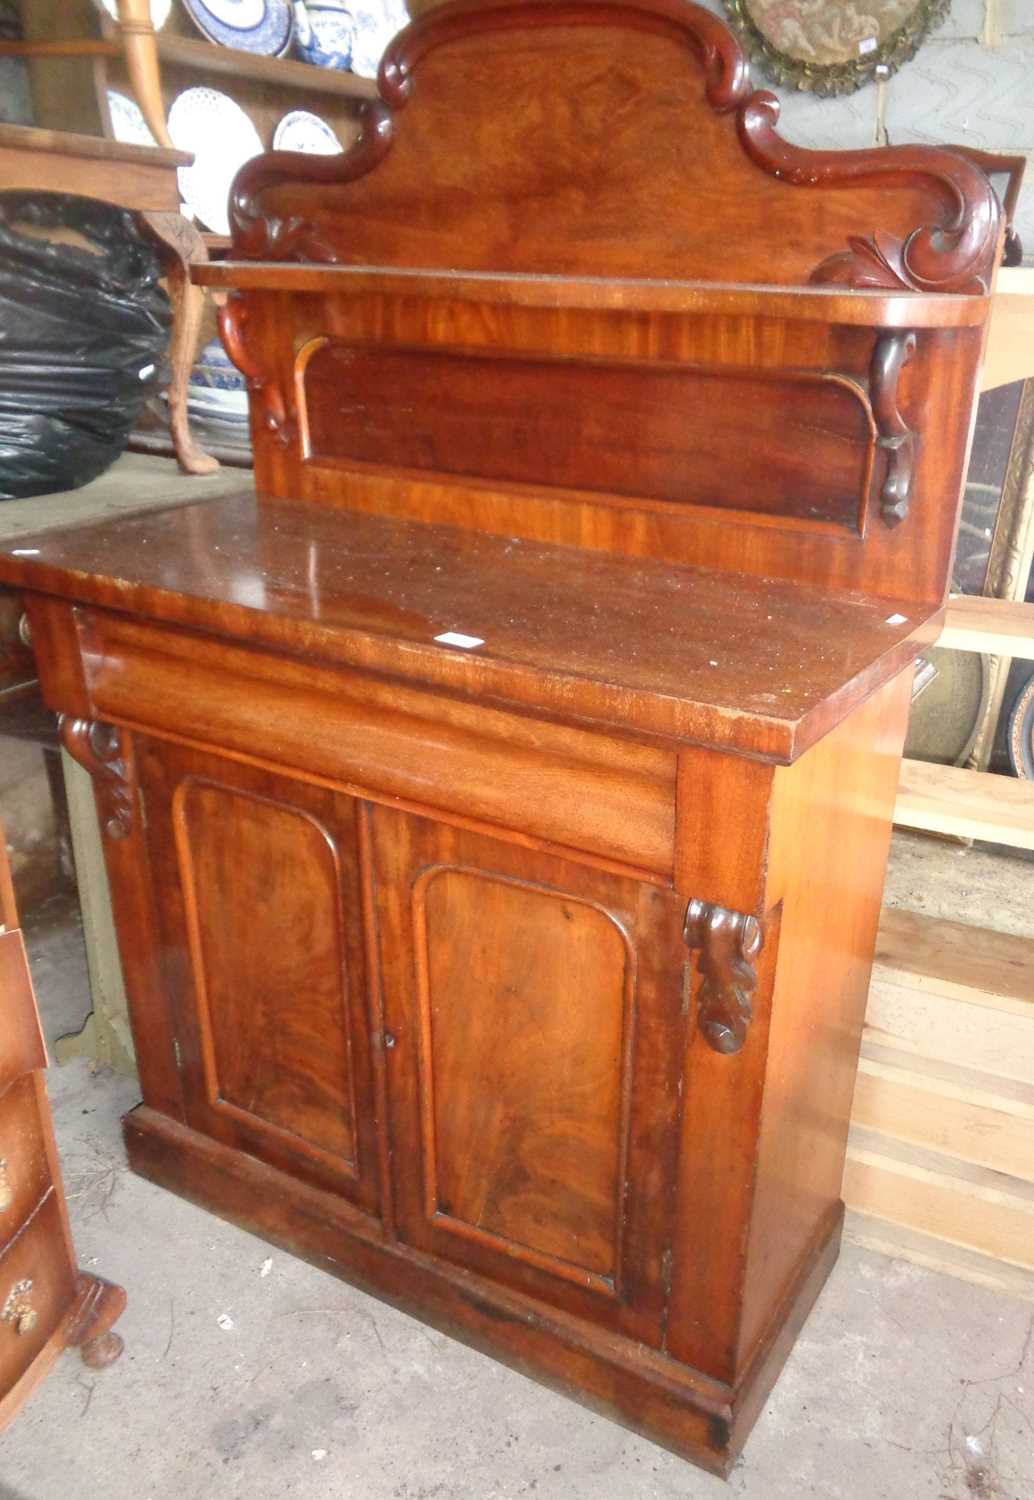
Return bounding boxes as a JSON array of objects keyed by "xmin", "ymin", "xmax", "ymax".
[
  {"xmin": 67, "ymin": 1272, "xmax": 127, "ymax": 1377},
  {"xmin": 80, "ymin": 1330, "xmax": 125, "ymax": 1370}
]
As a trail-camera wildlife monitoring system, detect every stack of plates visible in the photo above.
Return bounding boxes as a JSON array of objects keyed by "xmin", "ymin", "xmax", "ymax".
[
  {"xmin": 285, "ymin": 0, "xmax": 413, "ymax": 75},
  {"xmin": 186, "ymin": 338, "xmax": 249, "ymax": 426},
  {"xmin": 349, "ymin": 0, "xmax": 409, "ymax": 79}
]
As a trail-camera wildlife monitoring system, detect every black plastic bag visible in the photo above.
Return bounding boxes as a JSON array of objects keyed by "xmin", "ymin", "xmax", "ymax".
[{"xmin": 0, "ymin": 193, "xmax": 171, "ymax": 500}]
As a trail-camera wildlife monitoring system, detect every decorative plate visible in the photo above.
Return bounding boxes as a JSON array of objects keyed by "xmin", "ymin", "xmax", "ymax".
[
  {"xmin": 168, "ymin": 88, "xmax": 263, "ymax": 236},
  {"xmin": 350, "ymin": 0, "xmax": 409, "ymax": 79},
  {"xmin": 106, "ymin": 89, "xmax": 158, "ymax": 149},
  {"xmin": 273, "ymin": 109, "xmax": 343, "ymax": 154},
  {"xmin": 294, "ymin": 0, "xmax": 355, "ymax": 69},
  {"xmin": 98, "ymin": 0, "xmax": 173, "ymax": 27},
  {"xmin": 181, "ymin": 0, "xmax": 293, "ymax": 57}
]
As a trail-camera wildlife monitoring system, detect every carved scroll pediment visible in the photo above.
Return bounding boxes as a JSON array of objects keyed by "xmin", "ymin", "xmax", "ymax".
[{"xmin": 226, "ymin": 0, "xmax": 1005, "ymax": 294}]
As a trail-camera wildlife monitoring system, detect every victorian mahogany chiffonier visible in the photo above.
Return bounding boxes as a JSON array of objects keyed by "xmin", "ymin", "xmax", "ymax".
[{"xmin": 0, "ymin": 0, "xmax": 1016, "ymax": 1475}]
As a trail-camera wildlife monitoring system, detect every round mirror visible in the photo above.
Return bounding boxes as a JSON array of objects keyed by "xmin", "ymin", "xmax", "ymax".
[{"xmin": 723, "ymin": 0, "xmax": 950, "ymax": 94}]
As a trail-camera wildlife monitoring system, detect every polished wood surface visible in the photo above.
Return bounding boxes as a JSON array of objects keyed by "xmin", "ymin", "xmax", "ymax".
[
  {"xmin": 300, "ymin": 342, "xmax": 876, "ymax": 529},
  {"xmin": 194, "ymin": 261, "xmax": 989, "ymax": 327},
  {"xmin": 372, "ymin": 808, "xmax": 684, "ymax": 1340},
  {"xmin": 0, "ymin": 0, "xmax": 1011, "ymax": 1474},
  {"xmin": 136, "ymin": 740, "xmax": 381, "ymax": 1207},
  {"xmin": 0, "ymin": 494, "xmax": 932, "ymax": 762}
]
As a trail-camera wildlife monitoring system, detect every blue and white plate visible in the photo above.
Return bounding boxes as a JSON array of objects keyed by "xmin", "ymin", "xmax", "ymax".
[
  {"xmin": 188, "ymin": 339, "xmax": 249, "ymax": 422},
  {"xmin": 182, "ymin": 0, "xmax": 293, "ymax": 57},
  {"xmin": 273, "ymin": 109, "xmax": 343, "ymax": 154},
  {"xmin": 293, "ymin": 0, "xmax": 354, "ymax": 69},
  {"xmin": 350, "ymin": 0, "xmax": 408, "ymax": 79}
]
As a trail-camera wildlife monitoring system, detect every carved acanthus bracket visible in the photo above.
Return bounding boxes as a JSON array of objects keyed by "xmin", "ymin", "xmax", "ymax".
[
  {"xmin": 59, "ymin": 717, "xmax": 135, "ymax": 841},
  {"xmin": 870, "ymin": 330, "xmax": 918, "ymax": 529},
  {"xmin": 739, "ymin": 92, "xmax": 1000, "ymax": 294},
  {"xmin": 218, "ymin": 294, "xmax": 294, "ymax": 446},
  {"xmin": 683, "ymin": 898, "xmax": 763, "ymax": 1055}
]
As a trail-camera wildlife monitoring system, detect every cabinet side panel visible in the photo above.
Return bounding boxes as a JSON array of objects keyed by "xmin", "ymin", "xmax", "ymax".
[
  {"xmin": 416, "ymin": 867, "xmax": 632, "ymax": 1282},
  {"xmin": 174, "ymin": 780, "xmax": 359, "ymax": 1169},
  {"xmin": 737, "ymin": 667, "xmax": 914, "ymax": 1368}
]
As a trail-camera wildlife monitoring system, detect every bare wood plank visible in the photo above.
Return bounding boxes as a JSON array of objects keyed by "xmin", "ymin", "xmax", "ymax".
[
  {"xmin": 843, "ymin": 1144, "xmax": 1034, "ymax": 1271},
  {"xmin": 982, "ymin": 267, "xmax": 1034, "ymax": 391},
  {"xmin": 938, "ymin": 595, "xmax": 1034, "ymax": 660},
  {"xmin": 874, "ymin": 906, "xmax": 1034, "ymax": 1011},
  {"xmin": 865, "ymin": 978, "xmax": 1034, "ymax": 1082},
  {"xmin": 851, "ymin": 1062, "xmax": 1034, "ymax": 1183},
  {"xmin": 843, "ymin": 1210, "xmax": 1034, "ymax": 1303},
  {"xmin": 859, "ymin": 1038, "xmax": 1034, "ymax": 1114},
  {"xmin": 894, "ymin": 760, "xmax": 1034, "ymax": 849}
]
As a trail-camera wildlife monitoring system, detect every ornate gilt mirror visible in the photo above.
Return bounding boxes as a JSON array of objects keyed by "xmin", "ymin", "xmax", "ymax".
[{"xmin": 722, "ymin": 0, "xmax": 950, "ymax": 94}]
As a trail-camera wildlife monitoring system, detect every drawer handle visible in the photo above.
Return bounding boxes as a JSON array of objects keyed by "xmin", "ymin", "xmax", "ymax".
[
  {"xmin": 0, "ymin": 1160, "xmax": 11, "ymax": 1212},
  {"xmin": 2, "ymin": 1278, "xmax": 38, "ymax": 1336}
]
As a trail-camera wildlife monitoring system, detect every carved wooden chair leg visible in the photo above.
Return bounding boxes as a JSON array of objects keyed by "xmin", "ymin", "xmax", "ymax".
[
  {"xmin": 66, "ymin": 1273, "xmax": 127, "ymax": 1371},
  {"xmin": 140, "ymin": 210, "xmax": 220, "ymax": 477}
]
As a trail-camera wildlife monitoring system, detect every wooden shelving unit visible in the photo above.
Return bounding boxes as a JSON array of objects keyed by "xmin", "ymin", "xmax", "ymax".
[
  {"xmin": 846, "ymin": 907, "xmax": 1034, "ymax": 1301},
  {"xmin": 845, "ymin": 597, "xmax": 1034, "ymax": 1298},
  {"xmin": 895, "ymin": 759, "xmax": 1034, "ymax": 849},
  {"xmin": 151, "ymin": 32, "xmax": 377, "ymax": 100},
  {"xmin": 893, "ymin": 596, "xmax": 1034, "ymax": 846}
]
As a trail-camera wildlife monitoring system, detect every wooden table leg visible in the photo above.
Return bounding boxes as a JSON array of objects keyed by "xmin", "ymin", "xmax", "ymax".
[{"xmin": 140, "ymin": 210, "xmax": 220, "ymax": 477}]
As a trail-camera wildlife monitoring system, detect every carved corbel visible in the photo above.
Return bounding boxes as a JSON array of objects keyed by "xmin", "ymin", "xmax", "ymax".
[
  {"xmin": 58, "ymin": 717, "xmax": 135, "ymax": 841},
  {"xmin": 218, "ymin": 295, "xmax": 294, "ymax": 446},
  {"xmin": 871, "ymin": 330, "xmax": 918, "ymax": 529},
  {"xmin": 738, "ymin": 92, "xmax": 1000, "ymax": 294},
  {"xmin": 683, "ymin": 898, "xmax": 763, "ymax": 1055}
]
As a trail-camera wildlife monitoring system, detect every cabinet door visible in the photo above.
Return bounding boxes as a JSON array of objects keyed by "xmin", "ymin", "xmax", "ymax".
[
  {"xmin": 370, "ymin": 805, "xmax": 686, "ymax": 1346},
  {"xmin": 136, "ymin": 739, "xmax": 380, "ymax": 1213}
]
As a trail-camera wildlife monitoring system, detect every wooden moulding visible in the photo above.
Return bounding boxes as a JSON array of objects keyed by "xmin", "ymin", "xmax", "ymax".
[
  {"xmin": 193, "ymin": 262, "xmax": 990, "ymax": 329},
  {"xmin": 845, "ymin": 907, "xmax": 1034, "ymax": 1294}
]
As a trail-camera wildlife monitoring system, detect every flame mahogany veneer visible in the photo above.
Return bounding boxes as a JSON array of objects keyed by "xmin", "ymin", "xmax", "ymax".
[{"xmin": 0, "ymin": 0, "xmax": 1018, "ymax": 1475}]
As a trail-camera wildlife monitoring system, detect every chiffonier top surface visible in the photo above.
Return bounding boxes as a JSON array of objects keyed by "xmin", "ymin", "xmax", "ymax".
[{"xmin": 0, "ymin": 489, "xmax": 930, "ymax": 760}]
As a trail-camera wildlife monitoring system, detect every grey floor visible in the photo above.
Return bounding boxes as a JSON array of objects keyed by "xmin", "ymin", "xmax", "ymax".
[{"xmin": 1, "ymin": 865, "xmax": 1033, "ymax": 1499}]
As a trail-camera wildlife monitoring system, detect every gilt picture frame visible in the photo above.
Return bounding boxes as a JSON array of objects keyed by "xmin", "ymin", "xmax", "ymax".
[{"xmin": 722, "ymin": 0, "xmax": 951, "ymax": 95}]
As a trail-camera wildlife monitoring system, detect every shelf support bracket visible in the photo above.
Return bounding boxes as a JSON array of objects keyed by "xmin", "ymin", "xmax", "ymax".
[{"xmin": 871, "ymin": 330, "xmax": 918, "ymax": 529}]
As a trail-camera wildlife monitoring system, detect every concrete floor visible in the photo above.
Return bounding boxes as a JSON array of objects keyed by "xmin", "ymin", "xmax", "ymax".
[{"xmin": 1, "ymin": 864, "xmax": 1033, "ymax": 1500}]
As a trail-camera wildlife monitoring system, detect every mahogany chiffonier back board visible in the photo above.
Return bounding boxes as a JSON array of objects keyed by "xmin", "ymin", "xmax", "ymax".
[{"xmin": 0, "ymin": 0, "xmax": 1017, "ymax": 1475}]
